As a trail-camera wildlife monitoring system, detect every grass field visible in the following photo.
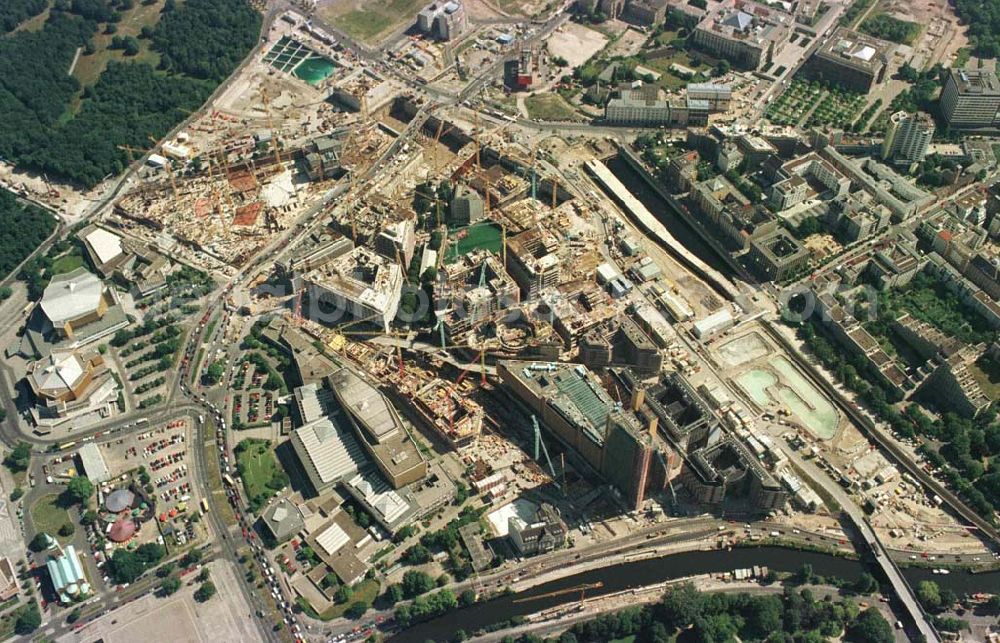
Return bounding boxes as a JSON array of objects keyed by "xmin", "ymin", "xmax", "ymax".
[
  {"xmin": 50, "ymin": 252, "xmax": 85, "ymax": 275},
  {"xmin": 30, "ymin": 494, "xmax": 73, "ymax": 544},
  {"xmin": 235, "ymin": 439, "xmax": 281, "ymax": 509},
  {"xmin": 969, "ymin": 357, "xmax": 1000, "ymax": 401},
  {"xmin": 330, "ymin": 0, "xmax": 423, "ymax": 43},
  {"xmin": 524, "ymin": 93, "xmax": 581, "ymax": 122},
  {"xmin": 71, "ymin": 0, "xmax": 166, "ymax": 89}
]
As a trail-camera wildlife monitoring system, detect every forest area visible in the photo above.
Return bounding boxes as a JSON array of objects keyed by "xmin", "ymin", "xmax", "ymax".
[
  {"xmin": 0, "ymin": 190, "xmax": 57, "ymax": 280},
  {"xmin": 0, "ymin": 0, "xmax": 260, "ymax": 188},
  {"xmin": 0, "ymin": 0, "xmax": 48, "ymax": 33},
  {"xmin": 955, "ymin": 0, "xmax": 1000, "ymax": 58}
]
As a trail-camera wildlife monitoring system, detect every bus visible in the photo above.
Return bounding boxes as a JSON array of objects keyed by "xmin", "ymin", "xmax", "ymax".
[
  {"xmin": 135, "ymin": 418, "xmax": 149, "ymax": 426},
  {"xmin": 222, "ymin": 473, "xmax": 236, "ymax": 487},
  {"xmin": 58, "ymin": 441, "xmax": 77, "ymax": 451},
  {"xmin": 200, "ymin": 498, "xmax": 209, "ymax": 514}
]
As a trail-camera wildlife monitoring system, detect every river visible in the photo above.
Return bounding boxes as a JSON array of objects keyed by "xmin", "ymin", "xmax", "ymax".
[
  {"xmin": 392, "ymin": 546, "xmax": 1000, "ymax": 642},
  {"xmin": 604, "ymin": 155, "xmax": 735, "ymax": 279}
]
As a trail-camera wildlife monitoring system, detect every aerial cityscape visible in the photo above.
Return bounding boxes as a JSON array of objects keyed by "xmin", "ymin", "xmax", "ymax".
[{"xmin": 0, "ymin": 0, "xmax": 999, "ymax": 641}]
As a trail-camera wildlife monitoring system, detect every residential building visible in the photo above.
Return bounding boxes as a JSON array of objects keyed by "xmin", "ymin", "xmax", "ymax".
[
  {"xmin": 940, "ymin": 69, "xmax": 1000, "ymax": 130},
  {"xmin": 882, "ymin": 111, "xmax": 933, "ymax": 165}
]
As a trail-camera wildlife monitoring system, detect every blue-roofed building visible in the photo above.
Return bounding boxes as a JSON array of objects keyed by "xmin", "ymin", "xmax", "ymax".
[{"xmin": 46, "ymin": 545, "xmax": 90, "ymax": 604}]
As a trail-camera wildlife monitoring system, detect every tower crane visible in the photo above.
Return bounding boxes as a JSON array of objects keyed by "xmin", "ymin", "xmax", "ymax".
[
  {"xmin": 260, "ymin": 87, "xmax": 283, "ymax": 166},
  {"xmin": 532, "ymin": 415, "xmax": 561, "ymax": 490}
]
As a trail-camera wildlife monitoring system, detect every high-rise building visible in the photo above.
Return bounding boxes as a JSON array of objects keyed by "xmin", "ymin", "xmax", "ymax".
[
  {"xmin": 940, "ymin": 69, "xmax": 1000, "ymax": 130},
  {"xmin": 881, "ymin": 111, "xmax": 934, "ymax": 165},
  {"xmin": 416, "ymin": 1, "xmax": 467, "ymax": 40}
]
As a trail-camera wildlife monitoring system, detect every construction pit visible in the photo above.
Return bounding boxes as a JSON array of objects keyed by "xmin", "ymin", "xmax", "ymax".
[{"xmin": 102, "ymin": 14, "xmax": 405, "ymax": 272}]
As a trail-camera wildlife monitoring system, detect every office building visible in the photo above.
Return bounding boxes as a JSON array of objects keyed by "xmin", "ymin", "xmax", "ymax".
[
  {"xmin": 450, "ymin": 185, "xmax": 485, "ymax": 225},
  {"xmin": 301, "ymin": 247, "xmax": 403, "ymax": 332},
  {"xmin": 803, "ymin": 27, "xmax": 890, "ymax": 92},
  {"xmin": 498, "ymin": 360, "xmax": 657, "ymax": 511},
  {"xmin": 508, "ymin": 503, "xmax": 567, "ymax": 556},
  {"xmin": 416, "ymin": 1, "xmax": 467, "ymax": 40},
  {"xmin": 940, "ymin": 69, "xmax": 1000, "ymax": 130},
  {"xmin": 881, "ymin": 111, "xmax": 933, "ymax": 164},
  {"xmin": 692, "ymin": 6, "xmax": 787, "ymax": 71},
  {"xmin": 504, "ymin": 48, "xmax": 539, "ymax": 92},
  {"xmin": 604, "ymin": 86, "xmax": 672, "ymax": 127},
  {"xmin": 746, "ymin": 228, "xmax": 810, "ymax": 281},
  {"xmin": 624, "ymin": 0, "xmax": 668, "ymax": 26}
]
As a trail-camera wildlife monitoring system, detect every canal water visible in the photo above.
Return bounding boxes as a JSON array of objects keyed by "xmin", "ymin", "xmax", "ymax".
[
  {"xmin": 604, "ymin": 155, "xmax": 736, "ymax": 279},
  {"xmin": 392, "ymin": 546, "xmax": 1000, "ymax": 641}
]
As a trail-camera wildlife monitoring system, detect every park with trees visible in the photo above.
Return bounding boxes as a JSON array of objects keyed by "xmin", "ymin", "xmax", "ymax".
[{"xmin": 0, "ymin": 0, "xmax": 260, "ymax": 188}]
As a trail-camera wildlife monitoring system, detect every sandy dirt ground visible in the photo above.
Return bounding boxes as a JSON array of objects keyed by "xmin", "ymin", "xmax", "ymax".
[
  {"xmin": 59, "ymin": 560, "xmax": 258, "ymax": 643},
  {"xmin": 546, "ymin": 22, "xmax": 609, "ymax": 69},
  {"xmin": 883, "ymin": 0, "xmax": 969, "ymax": 70},
  {"xmin": 603, "ymin": 27, "xmax": 648, "ymax": 59}
]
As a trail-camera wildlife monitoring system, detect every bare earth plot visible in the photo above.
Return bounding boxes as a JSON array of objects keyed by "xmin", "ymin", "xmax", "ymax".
[
  {"xmin": 59, "ymin": 561, "xmax": 257, "ymax": 643},
  {"xmin": 546, "ymin": 22, "xmax": 609, "ymax": 69}
]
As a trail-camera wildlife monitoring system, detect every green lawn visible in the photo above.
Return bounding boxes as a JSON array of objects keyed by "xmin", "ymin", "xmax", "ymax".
[
  {"xmin": 314, "ymin": 579, "xmax": 380, "ymax": 620},
  {"xmin": 524, "ymin": 93, "xmax": 581, "ymax": 122},
  {"xmin": 235, "ymin": 439, "xmax": 283, "ymax": 511},
  {"xmin": 969, "ymin": 357, "xmax": 1000, "ymax": 401},
  {"xmin": 50, "ymin": 252, "xmax": 85, "ymax": 275},
  {"xmin": 30, "ymin": 494, "xmax": 73, "ymax": 544},
  {"xmin": 332, "ymin": 0, "xmax": 423, "ymax": 43}
]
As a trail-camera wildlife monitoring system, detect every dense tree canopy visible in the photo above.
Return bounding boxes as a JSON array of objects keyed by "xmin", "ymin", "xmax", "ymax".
[
  {"xmin": 0, "ymin": 0, "xmax": 260, "ymax": 187},
  {"xmin": 151, "ymin": 0, "xmax": 261, "ymax": 81},
  {"xmin": 955, "ymin": 0, "xmax": 1000, "ymax": 58},
  {"xmin": 560, "ymin": 583, "xmax": 882, "ymax": 643},
  {"xmin": 0, "ymin": 0, "xmax": 48, "ymax": 33}
]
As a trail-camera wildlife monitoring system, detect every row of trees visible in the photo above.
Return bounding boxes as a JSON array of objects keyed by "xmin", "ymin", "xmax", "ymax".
[
  {"xmin": 108, "ymin": 542, "xmax": 165, "ymax": 584},
  {"xmin": 563, "ymin": 583, "xmax": 894, "ymax": 643},
  {"xmin": 795, "ymin": 318, "xmax": 1000, "ymax": 521}
]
